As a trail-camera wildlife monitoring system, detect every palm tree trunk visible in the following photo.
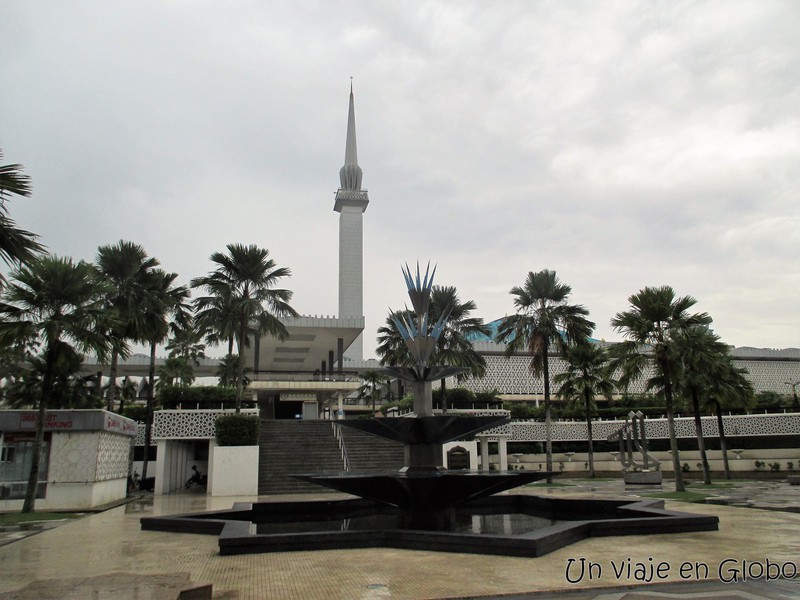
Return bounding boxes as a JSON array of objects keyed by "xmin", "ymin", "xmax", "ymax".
[
  {"xmin": 716, "ymin": 399, "xmax": 732, "ymax": 480},
  {"xmin": 692, "ymin": 387, "xmax": 711, "ymax": 485},
  {"xmin": 661, "ymin": 358, "xmax": 685, "ymax": 492},
  {"xmin": 23, "ymin": 345, "xmax": 56, "ymax": 512},
  {"xmin": 234, "ymin": 318, "xmax": 246, "ymax": 413},
  {"xmin": 107, "ymin": 348, "xmax": 119, "ymax": 412},
  {"xmin": 584, "ymin": 387, "xmax": 595, "ymax": 478},
  {"xmin": 542, "ymin": 344, "xmax": 553, "ymax": 484},
  {"xmin": 142, "ymin": 340, "xmax": 157, "ymax": 482},
  {"xmin": 691, "ymin": 386, "xmax": 711, "ymax": 484}
]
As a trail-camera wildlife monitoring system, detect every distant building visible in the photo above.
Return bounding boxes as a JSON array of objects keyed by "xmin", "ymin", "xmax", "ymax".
[{"xmin": 454, "ymin": 319, "xmax": 800, "ymax": 403}]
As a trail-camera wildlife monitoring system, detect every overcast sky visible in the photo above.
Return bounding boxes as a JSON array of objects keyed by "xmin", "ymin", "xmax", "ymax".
[{"xmin": 2, "ymin": 1, "xmax": 798, "ymax": 358}]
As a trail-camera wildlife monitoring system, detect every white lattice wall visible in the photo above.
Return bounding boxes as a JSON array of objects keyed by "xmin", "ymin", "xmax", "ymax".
[
  {"xmin": 506, "ymin": 413, "xmax": 800, "ymax": 442},
  {"xmin": 48, "ymin": 431, "xmax": 131, "ymax": 483},
  {"xmin": 152, "ymin": 409, "xmax": 259, "ymax": 440},
  {"xmin": 95, "ymin": 432, "xmax": 132, "ymax": 481}
]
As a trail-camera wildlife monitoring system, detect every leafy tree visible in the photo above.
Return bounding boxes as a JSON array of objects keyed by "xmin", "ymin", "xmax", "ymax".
[
  {"xmin": 754, "ymin": 391, "xmax": 788, "ymax": 411},
  {"xmin": 191, "ymin": 244, "xmax": 298, "ymax": 411},
  {"xmin": 0, "ymin": 255, "xmax": 112, "ymax": 512},
  {"xmin": 95, "ymin": 241, "xmax": 160, "ymax": 411},
  {"xmin": 0, "ymin": 150, "xmax": 45, "ymax": 284},
  {"xmin": 496, "ymin": 270, "xmax": 593, "ymax": 481},
  {"xmin": 504, "ymin": 402, "xmax": 536, "ymax": 420},
  {"xmin": 555, "ymin": 343, "xmax": 615, "ymax": 478},
  {"xmin": 610, "ymin": 286, "xmax": 711, "ymax": 492}
]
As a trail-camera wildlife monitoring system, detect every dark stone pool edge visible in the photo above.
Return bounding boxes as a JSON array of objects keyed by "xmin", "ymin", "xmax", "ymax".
[{"xmin": 140, "ymin": 495, "xmax": 719, "ymax": 558}]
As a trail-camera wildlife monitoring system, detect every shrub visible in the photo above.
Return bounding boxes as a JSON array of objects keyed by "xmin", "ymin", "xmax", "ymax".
[
  {"xmin": 215, "ymin": 414, "xmax": 259, "ymax": 446},
  {"xmin": 122, "ymin": 405, "xmax": 149, "ymax": 422}
]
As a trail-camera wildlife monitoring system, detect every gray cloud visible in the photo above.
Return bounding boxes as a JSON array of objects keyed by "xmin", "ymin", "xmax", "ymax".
[{"xmin": 1, "ymin": 1, "xmax": 798, "ymax": 355}]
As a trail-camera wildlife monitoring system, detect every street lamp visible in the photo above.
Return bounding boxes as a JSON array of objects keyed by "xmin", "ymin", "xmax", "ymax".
[{"xmin": 785, "ymin": 381, "xmax": 800, "ymax": 411}]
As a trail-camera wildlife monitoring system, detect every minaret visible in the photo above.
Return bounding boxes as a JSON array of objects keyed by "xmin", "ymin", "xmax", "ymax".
[{"xmin": 334, "ymin": 82, "xmax": 369, "ymax": 362}]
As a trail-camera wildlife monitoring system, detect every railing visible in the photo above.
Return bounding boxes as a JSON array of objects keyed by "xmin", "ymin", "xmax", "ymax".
[
  {"xmin": 331, "ymin": 422, "xmax": 350, "ymax": 472},
  {"xmin": 249, "ymin": 369, "xmax": 360, "ymax": 383}
]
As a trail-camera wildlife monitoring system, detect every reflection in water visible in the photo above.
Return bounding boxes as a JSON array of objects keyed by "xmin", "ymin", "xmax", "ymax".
[
  {"xmin": 254, "ymin": 511, "xmax": 560, "ymax": 536},
  {"xmin": 124, "ymin": 497, "xmax": 154, "ymax": 514}
]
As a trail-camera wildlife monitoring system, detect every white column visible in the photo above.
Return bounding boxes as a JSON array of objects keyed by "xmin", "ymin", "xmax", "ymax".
[
  {"xmin": 479, "ymin": 437, "xmax": 490, "ymax": 471},
  {"xmin": 154, "ymin": 440, "xmax": 169, "ymax": 495},
  {"xmin": 207, "ymin": 439, "xmax": 217, "ymax": 496},
  {"xmin": 498, "ymin": 437, "xmax": 508, "ymax": 471},
  {"xmin": 337, "ymin": 391, "xmax": 344, "ymax": 419}
]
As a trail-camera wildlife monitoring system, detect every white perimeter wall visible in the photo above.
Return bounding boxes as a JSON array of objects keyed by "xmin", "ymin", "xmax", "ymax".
[{"xmin": 209, "ymin": 445, "xmax": 258, "ymax": 496}]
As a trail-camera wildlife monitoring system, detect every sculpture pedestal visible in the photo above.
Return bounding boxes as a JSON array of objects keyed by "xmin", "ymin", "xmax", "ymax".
[
  {"xmin": 623, "ymin": 470, "xmax": 662, "ymax": 485},
  {"xmin": 402, "ymin": 444, "xmax": 445, "ymax": 472}
]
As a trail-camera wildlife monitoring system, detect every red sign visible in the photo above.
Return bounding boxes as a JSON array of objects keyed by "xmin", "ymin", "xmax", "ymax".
[{"xmin": 20, "ymin": 412, "xmax": 74, "ymax": 430}]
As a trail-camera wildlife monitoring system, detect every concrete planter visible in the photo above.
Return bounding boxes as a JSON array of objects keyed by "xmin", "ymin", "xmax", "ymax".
[
  {"xmin": 623, "ymin": 470, "xmax": 663, "ymax": 485},
  {"xmin": 209, "ymin": 445, "xmax": 258, "ymax": 496}
]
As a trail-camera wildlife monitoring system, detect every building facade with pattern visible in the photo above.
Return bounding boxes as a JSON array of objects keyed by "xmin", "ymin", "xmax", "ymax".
[{"xmin": 455, "ymin": 322, "xmax": 800, "ymax": 403}]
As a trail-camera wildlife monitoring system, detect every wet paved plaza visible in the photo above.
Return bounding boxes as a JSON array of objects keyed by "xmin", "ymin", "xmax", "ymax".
[{"xmin": 0, "ymin": 477, "xmax": 797, "ymax": 599}]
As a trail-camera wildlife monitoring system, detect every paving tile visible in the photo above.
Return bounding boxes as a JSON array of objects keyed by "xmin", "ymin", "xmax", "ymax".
[{"xmin": 0, "ymin": 479, "xmax": 796, "ymax": 599}]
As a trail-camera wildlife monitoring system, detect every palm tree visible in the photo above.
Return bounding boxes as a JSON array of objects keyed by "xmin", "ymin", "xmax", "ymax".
[
  {"xmin": 670, "ymin": 326, "xmax": 736, "ymax": 485},
  {"xmin": 4, "ymin": 347, "xmax": 100, "ymax": 410},
  {"xmin": 376, "ymin": 310, "xmax": 414, "ymax": 401},
  {"xmin": 139, "ymin": 269, "xmax": 191, "ymax": 482},
  {"xmin": 95, "ymin": 241, "xmax": 160, "ymax": 412},
  {"xmin": 165, "ymin": 323, "xmax": 206, "ymax": 369},
  {"xmin": 117, "ymin": 376, "xmax": 138, "ymax": 414},
  {"xmin": 193, "ymin": 276, "xmax": 238, "ymax": 355},
  {"xmin": 0, "ymin": 150, "xmax": 45, "ymax": 283},
  {"xmin": 157, "ymin": 357, "xmax": 195, "ymax": 387},
  {"xmin": 695, "ymin": 347, "xmax": 754, "ymax": 480},
  {"xmin": 358, "ymin": 369, "xmax": 389, "ymax": 415},
  {"xmin": 554, "ymin": 342, "xmax": 615, "ymax": 478},
  {"xmin": 496, "ymin": 270, "xmax": 594, "ymax": 482},
  {"xmin": 0, "ymin": 255, "xmax": 113, "ymax": 512},
  {"xmin": 376, "ymin": 285, "xmax": 490, "ymax": 412},
  {"xmin": 191, "ymin": 244, "xmax": 298, "ymax": 411},
  {"xmin": 610, "ymin": 286, "xmax": 712, "ymax": 492},
  {"xmin": 216, "ymin": 354, "xmax": 249, "ymax": 388},
  {"xmin": 428, "ymin": 286, "xmax": 490, "ymax": 412}
]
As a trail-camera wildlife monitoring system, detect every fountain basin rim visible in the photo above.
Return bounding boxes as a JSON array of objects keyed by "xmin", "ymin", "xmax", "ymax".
[{"xmin": 140, "ymin": 494, "xmax": 719, "ymax": 558}]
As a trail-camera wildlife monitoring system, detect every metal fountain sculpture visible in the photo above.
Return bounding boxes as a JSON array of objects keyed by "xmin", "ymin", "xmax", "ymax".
[
  {"xmin": 301, "ymin": 263, "xmax": 551, "ymax": 523},
  {"xmin": 141, "ymin": 263, "xmax": 719, "ymax": 557}
]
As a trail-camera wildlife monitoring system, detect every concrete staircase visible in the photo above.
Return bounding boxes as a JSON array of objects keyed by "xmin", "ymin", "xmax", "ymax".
[
  {"xmin": 258, "ymin": 420, "xmax": 345, "ymax": 494},
  {"xmin": 336, "ymin": 424, "xmax": 405, "ymax": 471}
]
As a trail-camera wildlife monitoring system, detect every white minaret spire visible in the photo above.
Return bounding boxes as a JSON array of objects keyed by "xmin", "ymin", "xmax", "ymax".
[{"xmin": 334, "ymin": 82, "xmax": 369, "ymax": 362}]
